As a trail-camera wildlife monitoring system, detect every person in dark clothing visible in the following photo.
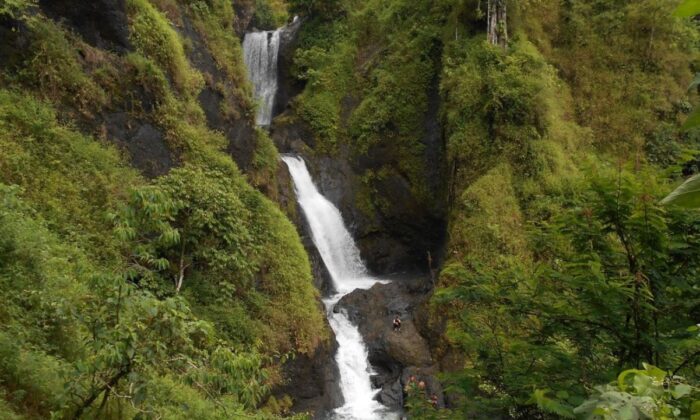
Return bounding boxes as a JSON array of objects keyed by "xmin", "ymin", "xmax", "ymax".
[{"xmin": 393, "ymin": 315, "xmax": 402, "ymax": 332}]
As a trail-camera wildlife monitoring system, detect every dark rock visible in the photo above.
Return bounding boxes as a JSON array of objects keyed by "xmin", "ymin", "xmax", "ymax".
[
  {"xmin": 177, "ymin": 10, "xmax": 259, "ymax": 173},
  {"xmin": 271, "ymin": 113, "xmax": 446, "ymax": 275},
  {"xmin": 377, "ymin": 378, "xmax": 404, "ymax": 408},
  {"xmin": 0, "ymin": 16, "xmax": 30, "ymax": 72},
  {"xmin": 273, "ymin": 324, "xmax": 343, "ymax": 417},
  {"xmin": 268, "ymin": 33, "xmax": 447, "ymax": 274},
  {"xmin": 104, "ymin": 114, "xmax": 173, "ymax": 178},
  {"xmin": 198, "ymin": 87, "xmax": 226, "ymax": 128},
  {"xmin": 335, "ymin": 280, "xmax": 436, "ymax": 406},
  {"xmin": 271, "ymin": 113, "xmax": 317, "ymax": 152},
  {"xmin": 39, "ymin": 0, "xmax": 131, "ymax": 52},
  {"xmin": 274, "ymin": 17, "xmax": 305, "ymax": 118}
]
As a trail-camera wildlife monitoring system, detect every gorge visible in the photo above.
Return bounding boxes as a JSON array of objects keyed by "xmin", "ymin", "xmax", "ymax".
[
  {"xmin": 0, "ymin": 1, "xmax": 699, "ymax": 419},
  {"xmin": 245, "ymin": 18, "xmax": 432, "ymax": 416}
]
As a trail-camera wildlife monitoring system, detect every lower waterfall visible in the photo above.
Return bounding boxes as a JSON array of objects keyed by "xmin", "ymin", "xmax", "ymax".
[{"xmin": 282, "ymin": 156, "xmax": 398, "ymax": 420}]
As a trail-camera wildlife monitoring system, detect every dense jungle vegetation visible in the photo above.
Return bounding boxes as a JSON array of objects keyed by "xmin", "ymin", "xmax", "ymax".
[
  {"xmin": 0, "ymin": 0, "xmax": 321, "ymax": 418},
  {"xmin": 287, "ymin": 0, "xmax": 700, "ymax": 418},
  {"xmin": 0, "ymin": 0, "xmax": 699, "ymax": 418}
]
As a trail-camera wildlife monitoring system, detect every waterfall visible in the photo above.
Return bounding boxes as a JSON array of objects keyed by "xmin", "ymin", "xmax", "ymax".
[
  {"xmin": 242, "ymin": 29, "xmax": 281, "ymax": 126},
  {"xmin": 282, "ymin": 156, "xmax": 397, "ymax": 420}
]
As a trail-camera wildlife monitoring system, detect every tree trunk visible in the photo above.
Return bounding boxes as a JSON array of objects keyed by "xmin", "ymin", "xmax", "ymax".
[
  {"xmin": 73, "ymin": 366, "xmax": 130, "ymax": 419},
  {"xmin": 487, "ymin": 0, "xmax": 508, "ymax": 49}
]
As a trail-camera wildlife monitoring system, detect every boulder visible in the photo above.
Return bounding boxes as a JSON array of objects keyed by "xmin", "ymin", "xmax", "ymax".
[
  {"xmin": 337, "ymin": 281, "xmax": 432, "ymax": 368},
  {"xmin": 335, "ymin": 279, "xmax": 439, "ymax": 409}
]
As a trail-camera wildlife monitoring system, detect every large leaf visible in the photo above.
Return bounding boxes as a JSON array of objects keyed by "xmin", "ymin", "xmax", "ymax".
[
  {"xmin": 689, "ymin": 73, "xmax": 700, "ymax": 91},
  {"xmin": 675, "ymin": 0, "xmax": 700, "ymax": 17},
  {"xmin": 683, "ymin": 105, "xmax": 700, "ymax": 130},
  {"xmin": 662, "ymin": 174, "xmax": 700, "ymax": 208}
]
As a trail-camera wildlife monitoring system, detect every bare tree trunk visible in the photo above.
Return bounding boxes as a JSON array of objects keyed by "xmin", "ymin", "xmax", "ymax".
[
  {"xmin": 487, "ymin": 0, "xmax": 508, "ymax": 49},
  {"xmin": 174, "ymin": 237, "xmax": 189, "ymax": 293}
]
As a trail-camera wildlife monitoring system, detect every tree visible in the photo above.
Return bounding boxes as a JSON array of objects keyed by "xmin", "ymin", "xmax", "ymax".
[
  {"xmin": 435, "ymin": 164, "xmax": 700, "ymax": 416},
  {"xmin": 114, "ymin": 166, "xmax": 257, "ymax": 295},
  {"xmin": 487, "ymin": 0, "xmax": 507, "ymax": 48}
]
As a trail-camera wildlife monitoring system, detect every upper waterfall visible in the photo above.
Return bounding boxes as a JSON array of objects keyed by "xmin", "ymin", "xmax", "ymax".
[{"xmin": 242, "ymin": 29, "xmax": 281, "ymax": 126}]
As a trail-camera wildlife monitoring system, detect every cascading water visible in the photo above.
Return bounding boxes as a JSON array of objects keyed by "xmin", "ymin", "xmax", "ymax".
[
  {"xmin": 242, "ymin": 28, "xmax": 280, "ymax": 126},
  {"xmin": 282, "ymin": 156, "xmax": 398, "ymax": 420}
]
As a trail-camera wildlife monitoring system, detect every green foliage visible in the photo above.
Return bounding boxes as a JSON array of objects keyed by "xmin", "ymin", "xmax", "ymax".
[
  {"xmin": 446, "ymin": 164, "xmax": 529, "ymax": 268},
  {"xmin": 186, "ymin": 0, "xmax": 254, "ymax": 113},
  {"xmin": 288, "ymin": 0, "xmax": 342, "ymax": 18},
  {"xmin": 519, "ymin": 0, "xmax": 698, "ymax": 157},
  {"xmin": 404, "ymin": 381, "xmax": 453, "ymax": 419},
  {"xmin": 435, "ymin": 162, "xmax": 700, "ymax": 416},
  {"xmin": 116, "ymin": 166, "xmax": 325, "ymax": 354},
  {"xmin": 115, "ymin": 167, "xmax": 258, "ymax": 295},
  {"xmin": 254, "ymin": 0, "xmax": 289, "ymax": 29},
  {"xmin": 573, "ymin": 364, "xmax": 699, "ymax": 419},
  {"xmin": 0, "ymin": 3, "xmax": 328, "ymax": 416},
  {"xmin": 675, "ymin": 0, "xmax": 700, "ymax": 17},
  {"xmin": 0, "ymin": 89, "xmax": 140, "ymax": 258},
  {"xmin": 292, "ymin": 18, "xmax": 354, "ymax": 150},
  {"xmin": 127, "ymin": 0, "xmax": 204, "ymax": 97},
  {"xmin": 0, "ymin": 0, "xmax": 34, "ymax": 18},
  {"xmin": 2, "ymin": 0, "xmax": 699, "ymax": 418},
  {"xmin": 441, "ymin": 37, "xmax": 551, "ymax": 189},
  {"xmin": 17, "ymin": 16, "xmax": 107, "ymax": 113},
  {"xmin": 249, "ymin": 127, "xmax": 281, "ymax": 194},
  {"xmin": 291, "ymin": 0, "xmax": 446, "ymax": 221},
  {"xmin": 0, "ymin": 89, "xmax": 314, "ymax": 417}
]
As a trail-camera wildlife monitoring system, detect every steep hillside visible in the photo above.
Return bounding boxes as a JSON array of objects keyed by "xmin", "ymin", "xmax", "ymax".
[{"xmin": 0, "ymin": 1, "xmax": 326, "ymax": 418}]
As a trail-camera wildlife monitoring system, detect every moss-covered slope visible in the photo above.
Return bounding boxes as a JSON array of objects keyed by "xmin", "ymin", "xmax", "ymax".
[{"xmin": 0, "ymin": 1, "xmax": 327, "ymax": 418}]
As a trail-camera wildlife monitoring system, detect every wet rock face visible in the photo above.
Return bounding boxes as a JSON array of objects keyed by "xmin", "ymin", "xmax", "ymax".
[
  {"xmin": 271, "ymin": 116, "xmax": 446, "ymax": 275},
  {"xmin": 336, "ymin": 279, "xmax": 443, "ymax": 410},
  {"xmin": 39, "ymin": 0, "xmax": 130, "ymax": 52},
  {"xmin": 274, "ymin": 17, "xmax": 305, "ymax": 118},
  {"xmin": 179, "ymin": 11, "xmax": 259, "ymax": 173},
  {"xmin": 104, "ymin": 114, "xmax": 173, "ymax": 178},
  {"xmin": 314, "ymin": 151, "xmax": 445, "ymax": 275},
  {"xmin": 273, "ymin": 323, "xmax": 343, "ymax": 417},
  {"xmin": 274, "ymin": 162, "xmax": 340, "ymax": 417}
]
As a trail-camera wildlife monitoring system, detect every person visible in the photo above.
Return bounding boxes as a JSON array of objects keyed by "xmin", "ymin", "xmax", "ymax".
[
  {"xmin": 393, "ymin": 315, "xmax": 402, "ymax": 332},
  {"xmin": 430, "ymin": 394, "xmax": 438, "ymax": 408}
]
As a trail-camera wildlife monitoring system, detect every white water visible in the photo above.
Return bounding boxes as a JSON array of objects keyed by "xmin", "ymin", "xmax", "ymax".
[
  {"xmin": 282, "ymin": 156, "xmax": 396, "ymax": 420},
  {"xmin": 242, "ymin": 29, "xmax": 281, "ymax": 126}
]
